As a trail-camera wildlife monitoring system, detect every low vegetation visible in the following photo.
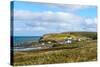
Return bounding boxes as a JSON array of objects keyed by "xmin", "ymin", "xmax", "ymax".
[
  {"xmin": 13, "ymin": 41, "xmax": 97, "ymax": 66},
  {"xmin": 13, "ymin": 32, "xmax": 97, "ymax": 66}
]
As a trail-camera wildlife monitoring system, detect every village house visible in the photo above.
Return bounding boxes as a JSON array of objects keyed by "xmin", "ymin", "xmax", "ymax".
[
  {"xmin": 37, "ymin": 34, "xmax": 83, "ymax": 48},
  {"xmin": 64, "ymin": 38, "xmax": 72, "ymax": 44}
]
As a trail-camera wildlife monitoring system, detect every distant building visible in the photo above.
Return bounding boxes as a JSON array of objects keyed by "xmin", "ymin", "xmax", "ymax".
[
  {"xmin": 78, "ymin": 38, "xmax": 81, "ymax": 41},
  {"xmin": 65, "ymin": 40, "xmax": 72, "ymax": 44},
  {"xmin": 65, "ymin": 38, "xmax": 72, "ymax": 44},
  {"xmin": 41, "ymin": 43, "xmax": 45, "ymax": 45},
  {"xmin": 48, "ymin": 41, "xmax": 51, "ymax": 44}
]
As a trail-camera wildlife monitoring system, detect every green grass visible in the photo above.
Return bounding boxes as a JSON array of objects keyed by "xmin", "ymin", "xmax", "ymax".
[
  {"xmin": 41, "ymin": 33, "xmax": 77, "ymax": 41},
  {"xmin": 13, "ymin": 40, "xmax": 97, "ymax": 66},
  {"xmin": 41, "ymin": 32, "xmax": 97, "ymax": 41}
]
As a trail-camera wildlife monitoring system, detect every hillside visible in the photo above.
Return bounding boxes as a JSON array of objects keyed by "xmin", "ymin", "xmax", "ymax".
[
  {"xmin": 13, "ymin": 32, "xmax": 97, "ymax": 66},
  {"xmin": 14, "ymin": 40, "xmax": 97, "ymax": 66},
  {"xmin": 39, "ymin": 32, "xmax": 97, "ymax": 42}
]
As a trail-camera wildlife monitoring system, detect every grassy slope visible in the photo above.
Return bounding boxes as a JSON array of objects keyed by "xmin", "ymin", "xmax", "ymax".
[
  {"xmin": 41, "ymin": 33, "xmax": 76, "ymax": 41},
  {"xmin": 40, "ymin": 32, "xmax": 97, "ymax": 41},
  {"xmin": 13, "ymin": 40, "xmax": 97, "ymax": 66}
]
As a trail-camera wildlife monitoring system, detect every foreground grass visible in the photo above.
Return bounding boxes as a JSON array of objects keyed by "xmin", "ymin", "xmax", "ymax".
[{"xmin": 13, "ymin": 40, "xmax": 97, "ymax": 66}]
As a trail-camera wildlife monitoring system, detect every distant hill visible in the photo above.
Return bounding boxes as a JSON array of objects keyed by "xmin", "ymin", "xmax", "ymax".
[{"xmin": 39, "ymin": 32, "xmax": 97, "ymax": 42}]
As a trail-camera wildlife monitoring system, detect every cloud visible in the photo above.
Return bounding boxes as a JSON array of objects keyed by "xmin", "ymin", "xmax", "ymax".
[
  {"xmin": 83, "ymin": 18, "xmax": 97, "ymax": 31},
  {"xmin": 85, "ymin": 18, "xmax": 97, "ymax": 25},
  {"xmin": 45, "ymin": 4, "xmax": 94, "ymax": 12},
  {"xmin": 14, "ymin": 10, "xmax": 83, "ymax": 23},
  {"xmin": 14, "ymin": 9, "xmax": 97, "ymax": 34}
]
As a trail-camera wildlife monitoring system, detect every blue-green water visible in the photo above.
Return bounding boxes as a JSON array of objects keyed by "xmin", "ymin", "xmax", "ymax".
[
  {"xmin": 11, "ymin": 36, "xmax": 42, "ymax": 51},
  {"xmin": 13, "ymin": 36, "xmax": 41, "ymax": 45}
]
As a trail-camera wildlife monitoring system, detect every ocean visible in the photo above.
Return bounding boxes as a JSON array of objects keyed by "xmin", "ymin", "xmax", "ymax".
[
  {"xmin": 13, "ymin": 36, "xmax": 41, "ymax": 46},
  {"xmin": 11, "ymin": 36, "xmax": 41, "ymax": 51}
]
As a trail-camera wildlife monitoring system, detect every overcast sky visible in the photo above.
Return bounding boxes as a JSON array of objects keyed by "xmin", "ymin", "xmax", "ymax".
[{"xmin": 12, "ymin": 1, "xmax": 97, "ymax": 36}]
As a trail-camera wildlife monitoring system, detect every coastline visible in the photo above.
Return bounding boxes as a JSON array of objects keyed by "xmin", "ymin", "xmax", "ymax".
[{"xmin": 13, "ymin": 47, "xmax": 42, "ymax": 52}]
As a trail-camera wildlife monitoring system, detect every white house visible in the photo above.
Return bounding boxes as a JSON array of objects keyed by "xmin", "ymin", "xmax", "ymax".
[
  {"xmin": 64, "ymin": 37, "xmax": 73, "ymax": 44},
  {"xmin": 41, "ymin": 43, "xmax": 45, "ymax": 45},
  {"xmin": 65, "ymin": 39, "xmax": 72, "ymax": 44},
  {"xmin": 78, "ymin": 38, "xmax": 81, "ymax": 41}
]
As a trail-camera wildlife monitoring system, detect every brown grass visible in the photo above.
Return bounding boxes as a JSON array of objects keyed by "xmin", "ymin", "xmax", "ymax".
[{"xmin": 13, "ymin": 40, "xmax": 97, "ymax": 66}]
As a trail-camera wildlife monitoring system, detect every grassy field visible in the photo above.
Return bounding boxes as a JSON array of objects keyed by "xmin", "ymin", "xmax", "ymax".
[
  {"xmin": 40, "ymin": 32, "xmax": 97, "ymax": 41},
  {"xmin": 13, "ymin": 40, "xmax": 97, "ymax": 66}
]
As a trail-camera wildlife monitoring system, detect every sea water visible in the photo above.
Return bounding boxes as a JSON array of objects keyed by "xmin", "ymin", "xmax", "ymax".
[
  {"xmin": 12, "ymin": 36, "xmax": 41, "ymax": 51},
  {"xmin": 13, "ymin": 36, "xmax": 41, "ymax": 45}
]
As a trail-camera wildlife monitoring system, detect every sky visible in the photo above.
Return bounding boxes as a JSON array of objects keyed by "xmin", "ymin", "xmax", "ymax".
[{"xmin": 12, "ymin": 1, "xmax": 97, "ymax": 36}]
